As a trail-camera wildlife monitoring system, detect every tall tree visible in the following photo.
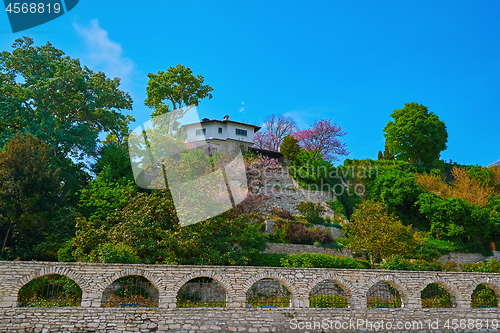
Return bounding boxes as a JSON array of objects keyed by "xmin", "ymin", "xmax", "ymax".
[
  {"xmin": 0, "ymin": 133, "xmax": 64, "ymax": 259},
  {"xmin": 0, "ymin": 37, "xmax": 133, "ymax": 197},
  {"xmin": 344, "ymin": 200, "xmax": 416, "ymax": 268},
  {"xmin": 254, "ymin": 114, "xmax": 297, "ymax": 151},
  {"xmin": 377, "ymin": 150, "xmax": 384, "ymax": 160},
  {"xmin": 0, "ymin": 37, "xmax": 133, "ymax": 162},
  {"xmin": 293, "ymin": 119, "xmax": 349, "ymax": 161},
  {"xmin": 383, "ymin": 102, "xmax": 447, "ymax": 166},
  {"xmin": 144, "ymin": 65, "xmax": 213, "ymax": 133},
  {"xmin": 280, "ymin": 135, "xmax": 301, "ymax": 161}
]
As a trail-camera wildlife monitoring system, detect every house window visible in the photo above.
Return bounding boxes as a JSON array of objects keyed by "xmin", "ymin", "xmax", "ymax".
[
  {"xmin": 196, "ymin": 128, "xmax": 206, "ymax": 135},
  {"xmin": 218, "ymin": 127, "xmax": 223, "ymax": 134},
  {"xmin": 235, "ymin": 128, "xmax": 247, "ymax": 136}
]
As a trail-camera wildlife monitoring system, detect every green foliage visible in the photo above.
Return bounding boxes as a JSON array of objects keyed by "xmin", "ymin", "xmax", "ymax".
[
  {"xmin": 415, "ymin": 234, "xmax": 457, "ymax": 260},
  {"xmin": 309, "ymin": 294, "xmax": 348, "ymax": 308},
  {"xmin": 367, "ymin": 297, "xmax": 402, "ymax": 308},
  {"xmin": 417, "ymin": 193, "xmax": 495, "ymax": 252},
  {"xmin": 0, "ymin": 133, "xmax": 65, "ymax": 260},
  {"xmin": 384, "ymin": 102, "xmax": 448, "ymax": 166},
  {"xmin": 288, "ymin": 149, "xmax": 341, "ymax": 190},
  {"xmin": 0, "ymin": 37, "xmax": 133, "ymax": 197},
  {"xmin": 246, "ymin": 296, "xmax": 290, "ymax": 307},
  {"xmin": 344, "ymin": 200, "xmax": 417, "ymax": 268},
  {"xmin": 366, "ymin": 166, "xmax": 424, "ymax": 226},
  {"xmin": 18, "ymin": 274, "xmax": 82, "ymax": 307},
  {"xmin": 176, "ymin": 300, "xmax": 226, "ymax": 308},
  {"xmin": 145, "ymin": 64, "xmax": 213, "ymax": 116},
  {"xmin": 326, "ymin": 200, "xmax": 345, "ymax": 217},
  {"xmin": 381, "ymin": 255, "xmax": 443, "ymax": 271},
  {"xmin": 78, "ymin": 170, "xmax": 136, "ymax": 226},
  {"xmin": 70, "ymin": 190, "xmax": 267, "ymax": 265},
  {"xmin": 280, "ymin": 253, "xmax": 370, "ymax": 269},
  {"xmin": 421, "ymin": 283, "xmax": 452, "ymax": 308},
  {"xmin": 280, "ymin": 135, "xmax": 301, "ymax": 162},
  {"xmin": 322, "ymin": 222, "xmax": 342, "ymax": 228},
  {"xmin": 92, "ymin": 142, "xmax": 135, "ymax": 184},
  {"xmin": 313, "ymin": 241, "xmax": 343, "ymax": 249},
  {"xmin": 461, "ymin": 259, "xmax": 500, "ymax": 273},
  {"xmin": 249, "ymin": 253, "xmax": 289, "ymax": 267},
  {"xmin": 337, "ymin": 186, "xmax": 362, "ymax": 219},
  {"xmin": 296, "ymin": 201, "xmax": 325, "ymax": 224},
  {"xmin": 471, "ymin": 284, "xmax": 498, "ymax": 308},
  {"xmin": 95, "ymin": 243, "xmax": 140, "ymax": 264}
]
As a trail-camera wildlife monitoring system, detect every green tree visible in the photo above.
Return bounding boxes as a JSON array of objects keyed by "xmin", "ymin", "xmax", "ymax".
[
  {"xmin": 384, "ymin": 102, "xmax": 447, "ymax": 166},
  {"xmin": 0, "ymin": 133, "xmax": 65, "ymax": 260},
  {"xmin": 145, "ymin": 64, "xmax": 213, "ymax": 124},
  {"xmin": 377, "ymin": 150, "xmax": 383, "ymax": 161},
  {"xmin": 344, "ymin": 200, "xmax": 416, "ymax": 268},
  {"xmin": 280, "ymin": 135, "xmax": 301, "ymax": 161},
  {"xmin": 417, "ymin": 193, "xmax": 497, "ymax": 254},
  {"xmin": 0, "ymin": 37, "xmax": 133, "ymax": 196},
  {"xmin": 0, "ymin": 37, "xmax": 133, "ymax": 161},
  {"xmin": 366, "ymin": 167, "xmax": 424, "ymax": 227},
  {"xmin": 383, "ymin": 141, "xmax": 394, "ymax": 160},
  {"xmin": 68, "ymin": 190, "xmax": 267, "ymax": 265}
]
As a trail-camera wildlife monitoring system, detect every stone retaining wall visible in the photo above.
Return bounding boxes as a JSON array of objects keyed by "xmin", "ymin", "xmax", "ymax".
[
  {"xmin": 263, "ymin": 243, "xmax": 352, "ymax": 257},
  {"xmin": 2, "ymin": 261, "xmax": 500, "ymax": 332},
  {"xmin": 439, "ymin": 250, "xmax": 500, "ymax": 265}
]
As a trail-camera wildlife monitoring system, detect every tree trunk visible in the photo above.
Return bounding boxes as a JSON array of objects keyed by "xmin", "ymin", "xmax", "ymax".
[
  {"xmin": 0, "ymin": 222, "xmax": 12, "ymax": 259},
  {"xmin": 418, "ymin": 156, "xmax": 422, "ymax": 167}
]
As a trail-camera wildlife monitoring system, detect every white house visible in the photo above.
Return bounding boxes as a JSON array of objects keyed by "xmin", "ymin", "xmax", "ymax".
[{"xmin": 181, "ymin": 115, "xmax": 261, "ymax": 153}]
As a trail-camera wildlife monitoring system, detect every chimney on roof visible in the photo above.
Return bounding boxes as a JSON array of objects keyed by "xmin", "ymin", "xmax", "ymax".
[
  {"xmin": 202, "ymin": 118, "xmax": 209, "ymax": 122},
  {"xmin": 223, "ymin": 115, "xmax": 229, "ymax": 121}
]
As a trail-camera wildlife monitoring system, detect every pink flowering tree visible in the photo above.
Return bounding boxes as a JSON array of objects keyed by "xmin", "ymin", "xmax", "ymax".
[{"xmin": 293, "ymin": 119, "xmax": 349, "ymax": 161}]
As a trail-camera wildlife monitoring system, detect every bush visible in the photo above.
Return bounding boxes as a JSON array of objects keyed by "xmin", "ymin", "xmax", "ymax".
[
  {"xmin": 326, "ymin": 200, "xmax": 345, "ymax": 216},
  {"xmin": 296, "ymin": 201, "xmax": 325, "ymax": 224},
  {"xmin": 296, "ymin": 201, "xmax": 324, "ymax": 217},
  {"xmin": 249, "ymin": 253, "xmax": 288, "ymax": 267},
  {"xmin": 271, "ymin": 207, "xmax": 294, "ymax": 221},
  {"xmin": 322, "ymin": 222, "xmax": 342, "ymax": 228},
  {"xmin": 415, "ymin": 234, "xmax": 457, "ymax": 260},
  {"xmin": 280, "ymin": 253, "xmax": 370, "ymax": 269},
  {"xmin": 381, "ymin": 255, "xmax": 443, "ymax": 271},
  {"xmin": 285, "ymin": 223, "xmax": 314, "ymax": 245},
  {"xmin": 313, "ymin": 241, "xmax": 344, "ymax": 249},
  {"xmin": 310, "ymin": 228, "xmax": 333, "ymax": 243},
  {"xmin": 461, "ymin": 259, "xmax": 500, "ymax": 273}
]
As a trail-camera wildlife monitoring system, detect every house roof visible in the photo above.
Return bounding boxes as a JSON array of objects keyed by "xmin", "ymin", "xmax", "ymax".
[{"xmin": 180, "ymin": 118, "xmax": 261, "ymax": 132}]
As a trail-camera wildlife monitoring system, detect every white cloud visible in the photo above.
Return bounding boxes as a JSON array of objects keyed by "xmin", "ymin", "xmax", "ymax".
[
  {"xmin": 74, "ymin": 19, "xmax": 133, "ymax": 85},
  {"xmin": 239, "ymin": 101, "xmax": 245, "ymax": 113}
]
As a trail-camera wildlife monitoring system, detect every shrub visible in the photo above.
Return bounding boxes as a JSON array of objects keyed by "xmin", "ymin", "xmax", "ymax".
[
  {"xmin": 285, "ymin": 223, "xmax": 314, "ymax": 245},
  {"xmin": 310, "ymin": 228, "xmax": 333, "ymax": 243},
  {"xmin": 322, "ymin": 222, "xmax": 342, "ymax": 228},
  {"xmin": 280, "ymin": 253, "xmax": 370, "ymax": 269},
  {"xmin": 414, "ymin": 234, "xmax": 457, "ymax": 260},
  {"xmin": 309, "ymin": 294, "xmax": 348, "ymax": 308},
  {"xmin": 381, "ymin": 255, "xmax": 443, "ymax": 271},
  {"xmin": 296, "ymin": 201, "xmax": 324, "ymax": 217},
  {"xmin": 326, "ymin": 200, "xmax": 345, "ymax": 216},
  {"xmin": 461, "ymin": 259, "xmax": 500, "ymax": 273},
  {"xmin": 249, "ymin": 253, "xmax": 288, "ymax": 267},
  {"xmin": 313, "ymin": 242, "xmax": 344, "ymax": 249},
  {"xmin": 271, "ymin": 207, "xmax": 294, "ymax": 221}
]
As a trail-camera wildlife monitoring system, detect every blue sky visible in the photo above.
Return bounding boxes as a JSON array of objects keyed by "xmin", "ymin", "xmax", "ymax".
[{"xmin": 1, "ymin": 0, "xmax": 499, "ymax": 166}]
